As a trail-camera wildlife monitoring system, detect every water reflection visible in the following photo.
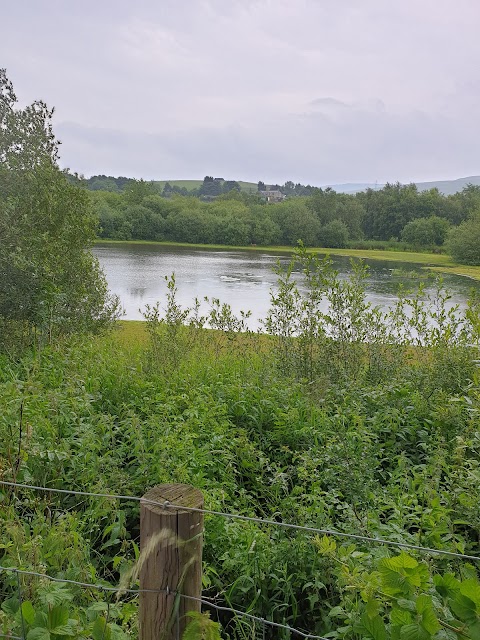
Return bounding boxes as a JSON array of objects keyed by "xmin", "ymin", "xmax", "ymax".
[{"xmin": 93, "ymin": 244, "xmax": 480, "ymax": 327}]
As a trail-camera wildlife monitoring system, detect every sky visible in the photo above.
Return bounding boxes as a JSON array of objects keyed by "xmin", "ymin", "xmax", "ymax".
[{"xmin": 2, "ymin": 0, "xmax": 480, "ymax": 185}]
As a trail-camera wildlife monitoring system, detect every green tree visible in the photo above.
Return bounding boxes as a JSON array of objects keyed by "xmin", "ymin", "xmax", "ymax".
[
  {"xmin": 123, "ymin": 178, "xmax": 157, "ymax": 204},
  {"xmin": 336, "ymin": 196, "xmax": 365, "ymax": 240},
  {"xmin": 401, "ymin": 215, "xmax": 450, "ymax": 246},
  {"xmin": 271, "ymin": 199, "xmax": 320, "ymax": 246},
  {"xmin": 248, "ymin": 206, "xmax": 282, "ymax": 245},
  {"xmin": 358, "ymin": 183, "xmax": 421, "ymax": 240},
  {"xmin": 318, "ymin": 219, "xmax": 349, "ymax": 248},
  {"xmin": 447, "ymin": 213, "xmax": 480, "ymax": 264},
  {"xmin": 0, "ymin": 69, "xmax": 119, "ymax": 347},
  {"xmin": 308, "ymin": 187, "xmax": 338, "ymax": 225}
]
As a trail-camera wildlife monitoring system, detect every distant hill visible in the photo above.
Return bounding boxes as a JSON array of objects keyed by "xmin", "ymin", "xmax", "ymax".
[
  {"xmin": 324, "ymin": 176, "xmax": 480, "ymax": 195},
  {"xmin": 414, "ymin": 175, "xmax": 480, "ymax": 195},
  {"xmin": 74, "ymin": 172, "xmax": 480, "ymax": 197}
]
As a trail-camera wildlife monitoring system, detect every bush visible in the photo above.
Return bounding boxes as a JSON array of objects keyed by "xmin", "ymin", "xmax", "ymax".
[
  {"xmin": 319, "ymin": 219, "xmax": 349, "ymax": 248},
  {"xmin": 447, "ymin": 213, "xmax": 480, "ymax": 264},
  {"xmin": 401, "ymin": 215, "xmax": 450, "ymax": 246}
]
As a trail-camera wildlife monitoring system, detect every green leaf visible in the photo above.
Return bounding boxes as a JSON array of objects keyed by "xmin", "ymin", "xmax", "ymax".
[
  {"xmin": 39, "ymin": 584, "xmax": 73, "ymax": 608},
  {"xmin": 396, "ymin": 599, "xmax": 416, "ymax": 612},
  {"xmin": 34, "ymin": 612, "xmax": 49, "ymax": 628},
  {"xmin": 182, "ymin": 612, "xmax": 221, "ymax": 640},
  {"xmin": 391, "ymin": 608, "xmax": 412, "ymax": 626},
  {"xmin": 47, "ymin": 606, "xmax": 69, "ymax": 631},
  {"xmin": 92, "ymin": 616, "xmax": 112, "ymax": 640},
  {"xmin": 460, "ymin": 578, "xmax": 480, "ymax": 608},
  {"xmin": 381, "ymin": 554, "xmax": 419, "ymax": 571},
  {"xmin": 1, "ymin": 597, "xmax": 20, "ymax": 616},
  {"xmin": 360, "ymin": 612, "xmax": 387, "ymax": 640},
  {"xmin": 27, "ymin": 629, "xmax": 50, "ymax": 640},
  {"xmin": 315, "ymin": 535, "xmax": 337, "ymax": 555},
  {"xmin": 51, "ymin": 622, "xmax": 78, "ymax": 637},
  {"xmin": 415, "ymin": 595, "xmax": 440, "ymax": 635},
  {"xmin": 21, "ymin": 601, "xmax": 36, "ymax": 626},
  {"xmin": 399, "ymin": 623, "xmax": 430, "ymax": 640},
  {"xmin": 450, "ymin": 594, "xmax": 478, "ymax": 625},
  {"xmin": 434, "ymin": 573, "xmax": 460, "ymax": 599},
  {"xmin": 366, "ymin": 598, "xmax": 381, "ymax": 619},
  {"xmin": 379, "ymin": 554, "xmax": 428, "ymax": 596},
  {"xmin": 468, "ymin": 620, "xmax": 480, "ymax": 638},
  {"xmin": 88, "ymin": 602, "xmax": 110, "ymax": 612}
]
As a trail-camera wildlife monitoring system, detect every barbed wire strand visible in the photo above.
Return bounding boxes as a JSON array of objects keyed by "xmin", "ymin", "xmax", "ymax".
[
  {"xmin": 0, "ymin": 565, "xmax": 163, "ymax": 595},
  {"xmin": 1, "ymin": 480, "xmax": 479, "ymax": 562},
  {"xmin": 181, "ymin": 593, "xmax": 329, "ymax": 639},
  {"xmin": 0, "ymin": 566, "xmax": 328, "ymax": 640}
]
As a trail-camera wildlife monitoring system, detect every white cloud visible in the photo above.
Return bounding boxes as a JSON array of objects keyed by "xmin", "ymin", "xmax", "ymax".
[{"xmin": 3, "ymin": 0, "xmax": 480, "ymax": 182}]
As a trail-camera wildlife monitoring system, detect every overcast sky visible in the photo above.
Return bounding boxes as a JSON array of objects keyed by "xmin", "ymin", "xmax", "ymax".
[{"xmin": 3, "ymin": 0, "xmax": 480, "ymax": 185}]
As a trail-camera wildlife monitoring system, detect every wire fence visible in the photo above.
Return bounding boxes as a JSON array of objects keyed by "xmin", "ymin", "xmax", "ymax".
[
  {"xmin": 0, "ymin": 565, "xmax": 329, "ymax": 640},
  {"xmin": 1, "ymin": 480, "xmax": 479, "ymax": 562},
  {"xmin": 1, "ymin": 479, "xmax": 479, "ymax": 640}
]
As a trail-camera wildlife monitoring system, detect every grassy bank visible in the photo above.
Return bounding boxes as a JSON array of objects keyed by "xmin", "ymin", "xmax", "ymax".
[{"xmin": 95, "ymin": 238, "xmax": 480, "ymax": 280}]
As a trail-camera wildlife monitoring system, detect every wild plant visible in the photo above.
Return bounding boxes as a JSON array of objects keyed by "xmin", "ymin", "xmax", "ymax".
[{"xmin": 316, "ymin": 538, "xmax": 480, "ymax": 640}]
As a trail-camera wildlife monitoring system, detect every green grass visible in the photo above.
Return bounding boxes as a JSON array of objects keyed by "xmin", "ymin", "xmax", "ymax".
[{"xmin": 151, "ymin": 179, "xmax": 258, "ymax": 193}]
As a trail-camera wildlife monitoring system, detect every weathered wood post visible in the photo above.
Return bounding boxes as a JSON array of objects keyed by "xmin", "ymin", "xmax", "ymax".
[{"xmin": 139, "ymin": 484, "xmax": 204, "ymax": 640}]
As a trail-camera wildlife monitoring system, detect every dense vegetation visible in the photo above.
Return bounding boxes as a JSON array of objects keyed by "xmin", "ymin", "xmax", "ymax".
[
  {"xmin": 1, "ymin": 246, "xmax": 480, "ymax": 639},
  {"xmin": 83, "ymin": 174, "xmax": 480, "ymax": 264},
  {"xmin": 2, "ymin": 68, "xmax": 480, "ymax": 639},
  {"xmin": 0, "ymin": 69, "xmax": 119, "ymax": 352}
]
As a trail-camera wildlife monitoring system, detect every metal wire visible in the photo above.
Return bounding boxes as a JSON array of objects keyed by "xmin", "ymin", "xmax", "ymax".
[
  {"xmin": 0, "ymin": 566, "xmax": 328, "ymax": 639},
  {"xmin": 1, "ymin": 480, "xmax": 479, "ymax": 562},
  {"xmin": 181, "ymin": 593, "xmax": 329, "ymax": 639},
  {"xmin": 0, "ymin": 565, "xmax": 157, "ymax": 595}
]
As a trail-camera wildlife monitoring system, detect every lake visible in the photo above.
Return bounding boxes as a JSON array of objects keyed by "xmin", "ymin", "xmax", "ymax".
[{"xmin": 93, "ymin": 243, "xmax": 479, "ymax": 327}]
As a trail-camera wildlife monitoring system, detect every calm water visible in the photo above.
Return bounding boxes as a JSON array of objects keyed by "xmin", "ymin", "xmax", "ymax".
[{"xmin": 93, "ymin": 244, "xmax": 479, "ymax": 327}]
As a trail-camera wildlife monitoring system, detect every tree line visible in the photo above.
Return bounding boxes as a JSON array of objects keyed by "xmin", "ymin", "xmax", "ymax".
[{"xmin": 89, "ymin": 176, "xmax": 480, "ymax": 264}]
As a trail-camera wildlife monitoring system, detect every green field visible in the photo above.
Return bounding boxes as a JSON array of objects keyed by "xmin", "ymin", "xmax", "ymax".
[{"xmin": 152, "ymin": 179, "xmax": 258, "ymax": 193}]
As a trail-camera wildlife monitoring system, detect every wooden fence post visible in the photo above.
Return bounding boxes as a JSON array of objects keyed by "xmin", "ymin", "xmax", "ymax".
[{"xmin": 139, "ymin": 484, "xmax": 204, "ymax": 640}]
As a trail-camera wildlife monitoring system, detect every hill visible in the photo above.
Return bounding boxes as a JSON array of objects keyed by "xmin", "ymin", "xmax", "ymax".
[
  {"xmin": 414, "ymin": 175, "xmax": 480, "ymax": 195},
  {"xmin": 325, "ymin": 176, "xmax": 480, "ymax": 195}
]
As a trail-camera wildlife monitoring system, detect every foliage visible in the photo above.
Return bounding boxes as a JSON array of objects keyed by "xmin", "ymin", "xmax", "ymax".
[
  {"xmin": 90, "ymin": 176, "xmax": 480, "ymax": 254},
  {"xmin": 1, "ymin": 247, "xmax": 480, "ymax": 639},
  {"xmin": 182, "ymin": 611, "xmax": 222, "ymax": 640},
  {"xmin": 401, "ymin": 216, "xmax": 450, "ymax": 247},
  {"xmin": 316, "ymin": 540, "xmax": 480, "ymax": 640},
  {"xmin": 0, "ymin": 69, "xmax": 120, "ymax": 350},
  {"xmin": 319, "ymin": 219, "xmax": 350, "ymax": 248},
  {"xmin": 447, "ymin": 213, "xmax": 480, "ymax": 265}
]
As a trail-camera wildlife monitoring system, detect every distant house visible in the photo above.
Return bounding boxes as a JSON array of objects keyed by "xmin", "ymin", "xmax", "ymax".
[{"xmin": 259, "ymin": 189, "xmax": 286, "ymax": 203}]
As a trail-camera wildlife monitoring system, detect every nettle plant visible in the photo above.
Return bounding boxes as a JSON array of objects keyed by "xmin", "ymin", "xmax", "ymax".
[
  {"xmin": 316, "ymin": 537, "xmax": 480, "ymax": 639},
  {"xmin": 1, "ymin": 581, "xmax": 134, "ymax": 640}
]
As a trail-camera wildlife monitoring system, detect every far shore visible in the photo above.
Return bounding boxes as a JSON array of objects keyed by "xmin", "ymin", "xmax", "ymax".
[{"xmin": 94, "ymin": 239, "xmax": 480, "ymax": 281}]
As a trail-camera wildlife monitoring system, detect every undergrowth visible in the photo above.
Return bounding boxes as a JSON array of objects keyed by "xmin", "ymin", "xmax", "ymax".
[{"xmin": 1, "ymin": 246, "xmax": 480, "ymax": 639}]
